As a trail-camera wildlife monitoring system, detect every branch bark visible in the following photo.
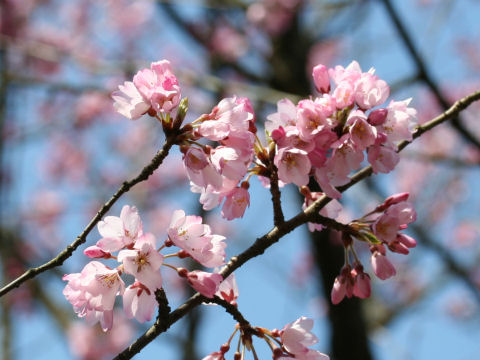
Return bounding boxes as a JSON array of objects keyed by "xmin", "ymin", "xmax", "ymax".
[{"xmin": 0, "ymin": 131, "xmax": 179, "ymax": 298}]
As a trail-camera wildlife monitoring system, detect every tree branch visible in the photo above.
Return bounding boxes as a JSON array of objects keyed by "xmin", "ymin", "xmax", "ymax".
[
  {"xmin": 381, "ymin": 0, "xmax": 480, "ymax": 150},
  {"xmin": 114, "ymin": 90, "xmax": 480, "ymax": 359},
  {"xmin": 157, "ymin": 2, "xmax": 265, "ymax": 83},
  {"xmin": 268, "ymin": 161, "xmax": 285, "ymax": 226},
  {"xmin": 0, "ymin": 131, "xmax": 180, "ymax": 298}
]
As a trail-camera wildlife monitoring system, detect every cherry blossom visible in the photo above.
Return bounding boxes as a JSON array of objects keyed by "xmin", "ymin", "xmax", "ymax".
[
  {"xmin": 112, "ymin": 81, "xmax": 150, "ymax": 120},
  {"xmin": 96, "ymin": 205, "xmax": 143, "ymax": 252},
  {"xmin": 117, "ymin": 233, "xmax": 163, "ymax": 291},
  {"xmin": 123, "ymin": 282, "xmax": 157, "ymax": 323},
  {"xmin": 133, "ymin": 60, "xmax": 181, "ymax": 114},
  {"xmin": 185, "ymin": 270, "xmax": 223, "ymax": 298}
]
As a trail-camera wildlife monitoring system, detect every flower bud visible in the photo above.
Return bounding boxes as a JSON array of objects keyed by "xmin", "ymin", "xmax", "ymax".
[
  {"xmin": 368, "ymin": 108, "xmax": 388, "ymax": 125},
  {"xmin": 312, "ymin": 64, "xmax": 330, "ymax": 94}
]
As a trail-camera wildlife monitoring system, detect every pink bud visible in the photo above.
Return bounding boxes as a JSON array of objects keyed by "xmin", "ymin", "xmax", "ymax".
[
  {"xmin": 352, "ymin": 265, "xmax": 371, "ymax": 299},
  {"xmin": 375, "ymin": 192, "xmax": 409, "ymax": 212},
  {"xmin": 387, "ymin": 240, "xmax": 410, "ymax": 255},
  {"xmin": 397, "ymin": 233, "xmax": 417, "ymax": 248},
  {"xmin": 371, "ymin": 251, "xmax": 396, "ymax": 280},
  {"xmin": 331, "ymin": 275, "xmax": 347, "ymax": 305},
  {"xmin": 367, "ymin": 108, "xmax": 388, "ymax": 125},
  {"xmin": 184, "ymin": 147, "xmax": 209, "ymax": 171},
  {"xmin": 83, "ymin": 245, "xmax": 111, "ymax": 259},
  {"xmin": 271, "ymin": 126, "xmax": 286, "ymax": 142},
  {"xmin": 312, "ymin": 64, "xmax": 330, "ymax": 94},
  {"xmin": 331, "ymin": 266, "xmax": 355, "ymax": 304},
  {"xmin": 385, "ymin": 192, "xmax": 409, "ymax": 207},
  {"xmin": 187, "ymin": 270, "xmax": 223, "ymax": 298}
]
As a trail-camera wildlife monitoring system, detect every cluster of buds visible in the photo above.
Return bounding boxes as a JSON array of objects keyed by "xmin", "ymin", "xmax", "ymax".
[
  {"xmin": 331, "ymin": 193, "xmax": 417, "ymax": 304},
  {"xmin": 203, "ymin": 317, "xmax": 329, "ymax": 360},
  {"xmin": 63, "ymin": 206, "xmax": 238, "ymax": 331}
]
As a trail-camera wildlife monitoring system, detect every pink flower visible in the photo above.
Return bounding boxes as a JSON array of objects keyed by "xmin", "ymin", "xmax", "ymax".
[
  {"xmin": 96, "ymin": 205, "xmax": 143, "ymax": 252},
  {"xmin": 198, "ymin": 97, "xmax": 254, "ymax": 141},
  {"xmin": 184, "ymin": 147, "xmax": 223, "ymax": 190},
  {"xmin": 313, "ymin": 166, "xmax": 344, "ymax": 200},
  {"xmin": 117, "ymin": 233, "xmax": 163, "ymax": 291},
  {"xmin": 371, "ymin": 251, "xmax": 396, "ymax": 280},
  {"xmin": 332, "ymin": 81, "xmax": 355, "ymax": 109},
  {"xmin": 168, "ymin": 210, "xmax": 226, "ymax": 267},
  {"xmin": 281, "ymin": 317, "xmax": 319, "ymax": 355},
  {"xmin": 221, "ymin": 187, "xmax": 250, "ymax": 220},
  {"xmin": 112, "ymin": 81, "xmax": 150, "ymax": 120},
  {"xmin": 210, "ymin": 146, "xmax": 249, "ymax": 181},
  {"xmin": 381, "ymin": 98, "xmax": 417, "ymax": 143},
  {"xmin": 367, "ymin": 145, "xmax": 400, "ymax": 174},
  {"xmin": 386, "ymin": 201, "xmax": 417, "ymax": 226},
  {"xmin": 123, "ymin": 282, "xmax": 157, "ymax": 323},
  {"xmin": 133, "ymin": 60, "xmax": 181, "ymax": 114},
  {"xmin": 354, "ymin": 72, "xmax": 390, "ymax": 109},
  {"xmin": 372, "ymin": 213, "xmax": 400, "ymax": 243},
  {"xmin": 84, "ymin": 245, "xmax": 111, "ymax": 259},
  {"xmin": 221, "ymin": 131, "xmax": 255, "ymax": 162},
  {"xmin": 328, "ymin": 61, "xmax": 362, "ymax": 85},
  {"xmin": 274, "ymin": 147, "xmax": 312, "ymax": 186},
  {"xmin": 312, "ymin": 64, "xmax": 330, "ymax": 94},
  {"xmin": 184, "ymin": 146, "xmax": 209, "ymax": 171},
  {"xmin": 215, "ymin": 271, "xmax": 239, "ymax": 304},
  {"xmin": 63, "ymin": 261, "xmax": 125, "ymax": 330},
  {"xmin": 266, "ymin": 98, "xmax": 297, "ymax": 133},
  {"xmin": 296, "ymin": 99, "xmax": 331, "ymax": 141},
  {"xmin": 347, "ymin": 110, "xmax": 377, "ymax": 150},
  {"xmin": 186, "ymin": 270, "xmax": 223, "ymax": 298}
]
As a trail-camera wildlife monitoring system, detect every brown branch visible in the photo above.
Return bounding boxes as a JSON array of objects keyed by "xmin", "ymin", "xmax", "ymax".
[
  {"xmin": 0, "ymin": 131, "xmax": 180, "ymax": 298},
  {"xmin": 157, "ymin": 2, "xmax": 265, "ymax": 83},
  {"xmin": 268, "ymin": 161, "xmax": 285, "ymax": 226},
  {"xmin": 206, "ymin": 296, "xmax": 251, "ymax": 327},
  {"xmin": 114, "ymin": 89, "xmax": 480, "ymax": 359},
  {"xmin": 381, "ymin": 0, "xmax": 480, "ymax": 150}
]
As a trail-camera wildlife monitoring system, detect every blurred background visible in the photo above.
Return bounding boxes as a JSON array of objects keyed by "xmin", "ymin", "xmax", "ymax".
[{"xmin": 1, "ymin": 0, "xmax": 480, "ymax": 359}]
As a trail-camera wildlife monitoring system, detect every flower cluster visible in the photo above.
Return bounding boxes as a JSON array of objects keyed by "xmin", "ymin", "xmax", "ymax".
[
  {"xmin": 202, "ymin": 316, "xmax": 329, "ymax": 360},
  {"xmin": 112, "ymin": 59, "xmax": 417, "ymax": 224},
  {"xmin": 331, "ymin": 193, "xmax": 417, "ymax": 304},
  {"xmin": 180, "ymin": 96, "xmax": 256, "ymax": 219},
  {"xmin": 63, "ymin": 206, "xmax": 238, "ymax": 331},
  {"xmin": 109, "ymin": 59, "xmax": 419, "ymax": 312},
  {"xmin": 112, "ymin": 60, "xmax": 181, "ymax": 120},
  {"xmin": 267, "ymin": 61, "xmax": 417, "ymax": 199}
]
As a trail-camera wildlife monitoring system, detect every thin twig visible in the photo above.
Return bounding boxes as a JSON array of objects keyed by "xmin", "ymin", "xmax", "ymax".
[
  {"xmin": 206, "ymin": 296, "xmax": 251, "ymax": 327},
  {"xmin": 268, "ymin": 162, "xmax": 285, "ymax": 226},
  {"xmin": 0, "ymin": 132, "xmax": 179, "ymax": 298},
  {"xmin": 381, "ymin": 0, "xmax": 480, "ymax": 150}
]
